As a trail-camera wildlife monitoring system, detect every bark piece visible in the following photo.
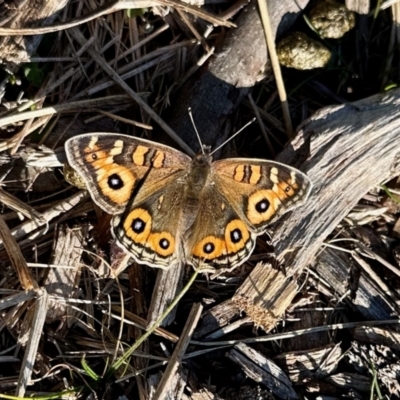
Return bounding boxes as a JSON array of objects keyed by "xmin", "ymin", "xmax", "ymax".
[
  {"xmin": 153, "ymin": 303, "xmax": 203, "ymax": 399},
  {"xmin": 146, "ymin": 264, "xmax": 184, "ymax": 328},
  {"xmin": 274, "ymin": 343, "xmax": 342, "ymax": 383},
  {"xmin": 312, "ymin": 247, "xmax": 397, "ymax": 320},
  {"xmin": 193, "ymin": 299, "xmax": 240, "ymax": 339},
  {"xmin": 0, "ymin": 0, "xmax": 69, "ymax": 65},
  {"xmin": 234, "ymin": 89, "xmax": 400, "ymax": 330},
  {"xmin": 232, "ymin": 262, "xmax": 297, "ymax": 331},
  {"xmin": 324, "ymin": 372, "xmax": 370, "ymax": 392},
  {"xmin": 226, "ymin": 342, "xmax": 298, "ymax": 400},
  {"xmin": 353, "ymin": 326, "xmax": 400, "ymax": 351},
  {"xmin": 44, "ymin": 225, "xmax": 85, "ymax": 329}
]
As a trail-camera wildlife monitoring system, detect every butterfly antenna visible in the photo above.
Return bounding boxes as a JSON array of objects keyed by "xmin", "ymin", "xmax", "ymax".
[
  {"xmin": 188, "ymin": 107, "xmax": 205, "ymax": 155},
  {"xmin": 210, "ymin": 117, "xmax": 256, "ymax": 156}
]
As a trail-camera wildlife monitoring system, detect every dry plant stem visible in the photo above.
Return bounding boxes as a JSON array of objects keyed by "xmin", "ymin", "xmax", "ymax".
[
  {"xmin": 0, "ymin": 292, "xmax": 36, "ymax": 312},
  {"xmin": 190, "ymin": 319, "xmax": 400, "ymax": 347},
  {"xmin": 153, "ymin": 303, "xmax": 203, "ymax": 400},
  {"xmin": 68, "ymin": 27, "xmax": 194, "ymax": 156},
  {"xmin": 110, "ymin": 269, "xmax": 199, "ymax": 374},
  {"xmin": 203, "ymin": 316, "xmax": 253, "ymax": 340},
  {"xmin": 16, "ymin": 290, "xmax": 49, "ymax": 397},
  {"xmin": 176, "ymin": 9, "xmax": 211, "ymax": 53},
  {"xmin": 0, "ymin": 188, "xmax": 46, "ymax": 225},
  {"xmin": 92, "ymin": 108, "xmax": 153, "ymax": 129},
  {"xmin": 111, "ymin": 306, "xmax": 180, "ymax": 343},
  {"xmin": 247, "ymin": 93, "xmax": 275, "ymax": 156},
  {"xmin": 0, "ymin": 95, "xmax": 131, "ymax": 131},
  {"xmin": 0, "ymin": 0, "xmax": 234, "ymax": 37},
  {"xmin": 257, "ymin": 0, "xmax": 293, "ymax": 139},
  {"xmin": 0, "ymin": 191, "xmax": 88, "ymax": 248},
  {"xmin": 74, "ymin": 48, "xmax": 181, "ymax": 99},
  {"xmin": 0, "ymin": 216, "xmax": 38, "ymax": 290},
  {"xmin": 233, "ymin": 89, "xmax": 400, "ymax": 331}
]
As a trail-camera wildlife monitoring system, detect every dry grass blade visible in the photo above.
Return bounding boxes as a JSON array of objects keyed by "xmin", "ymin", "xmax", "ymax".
[
  {"xmin": 257, "ymin": 0, "xmax": 293, "ymax": 139},
  {"xmin": 0, "ymin": 216, "xmax": 38, "ymax": 290},
  {"xmin": 0, "ymin": 95, "xmax": 132, "ymax": 131},
  {"xmin": 0, "ymin": 188, "xmax": 46, "ymax": 225},
  {"xmin": 0, "ymin": 191, "xmax": 88, "ymax": 247},
  {"xmin": 153, "ymin": 302, "xmax": 203, "ymax": 399},
  {"xmin": 68, "ymin": 27, "xmax": 194, "ymax": 156},
  {"xmin": 0, "ymin": 0, "xmax": 234, "ymax": 37},
  {"xmin": 16, "ymin": 290, "xmax": 49, "ymax": 397}
]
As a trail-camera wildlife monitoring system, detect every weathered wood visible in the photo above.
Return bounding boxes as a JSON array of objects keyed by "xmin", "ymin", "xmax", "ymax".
[
  {"xmin": 153, "ymin": 303, "xmax": 203, "ymax": 399},
  {"xmin": 232, "ymin": 262, "xmax": 297, "ymax": 331},
  {"xmin": 324, "ymin": 372, "xmax": 371, "ymax": 393},
  {"xmin": 193, "ymin": 299, "xmax": 240, "ymax": 339},
  {"xmin": 146, "ymin": 264, "xmax": 184, "ymax": 328},
  {"xmin": 44, "ymin": 225, "xmax": 85, "ymax": 330},
  {"xmin": 16, "ymin": 289, "xmax": 48, "ymax": 398},
  {"xmin": 234, "ymin": 89, "xmax": 400, "ymax": 330},
  {"xmin": 353, "ymin": 326, "xmax": 400, "ymax": 351},
  {"xmin": 0, "ymin": 0, "xmax": 69, "ymax": 65},
  {"xmin": 226, "ymin": 342, "xmax": 298, "ymax": 400},
  {"xmin": 312, "ymin": 247, "xmax": 397, "ymax": 320},
  {"xmin": 274, "ymin": 343, "xmax": 342, "ymax": 383}
]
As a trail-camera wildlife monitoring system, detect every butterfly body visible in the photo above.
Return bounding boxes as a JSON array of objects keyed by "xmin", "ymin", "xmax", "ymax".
[{"xmin": 65, "ymin": 133, "xmax": 312, "ymax": 273}]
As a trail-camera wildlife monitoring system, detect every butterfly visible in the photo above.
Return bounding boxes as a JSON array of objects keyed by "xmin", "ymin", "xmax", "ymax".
[{"xmin": 65, "ymin": 133, "xmax": 312, "ymax": 273}]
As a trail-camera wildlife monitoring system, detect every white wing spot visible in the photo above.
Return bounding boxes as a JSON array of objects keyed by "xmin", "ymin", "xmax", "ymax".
[
  {"xmin": 270, "ymin": 167, "xmax": 279, "ymax": 183},
  {"xmin": 110, "ymin": 140, "xmax": 124, "ymax": 156}
]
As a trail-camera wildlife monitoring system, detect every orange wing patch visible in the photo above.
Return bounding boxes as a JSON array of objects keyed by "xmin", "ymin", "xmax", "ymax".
[
  {"xmin": 152, "ymin": 150, "xmax": 165, "ymax": 168},
  {"xmin": 246, "ymin": 176, "xmax": 300, "ymax": 225},
  {"xmin": 123, "ymin": 208, "xmax": 175, "ymax": 257},
  {"xmin": 84, "ymin": 142, "xmax": 136, "ymax": 206},
  {"xmin": 224, "ymin": 219, "xmax": 250, "ymax": 254},
  {"xmin": 192, "ymin": 236, "xmax": 227, "ymax": 260},
  {"xmin": 132, "ymin": 145, "xmax": 149, "ymax": 166}
]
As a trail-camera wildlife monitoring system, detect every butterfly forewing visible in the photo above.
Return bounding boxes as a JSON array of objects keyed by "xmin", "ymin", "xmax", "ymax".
[
  {"xmin": 212, "ymin": 158, "xmax": 312, "ymax": 233},
  {"xmin": 65, "ymin": 133, "xmax": 191, "ymax": 215}
]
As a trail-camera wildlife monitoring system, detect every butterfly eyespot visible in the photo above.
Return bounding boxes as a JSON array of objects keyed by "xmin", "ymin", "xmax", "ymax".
[
  {"xmin": 91, "ymin": 153, "xmax": 97, "ymax": 160},
  {"xmin": 108, "ymin": 173, "xmax": 124, "ymax": 190},
  {"xmin": 285, "ymin": 186, "xmax": 291, "ymax": 193},
  {"xmin": 230, "ymin": 228, "xmax": 242, "ymax": 243},
  {"xmin": 255, "ymin": 199, "xmax": 270, "ymax": 213},
  {"xmin": 132, "ymin": 218, "xmax": 146, "ymax": 233},
  {"xmin": 203, "ymin": 242, "xmax": 215, "ymax": 254},
  {"xmin": 159, "ymin": 238, "xmax": 170, "ymax": 249}
]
